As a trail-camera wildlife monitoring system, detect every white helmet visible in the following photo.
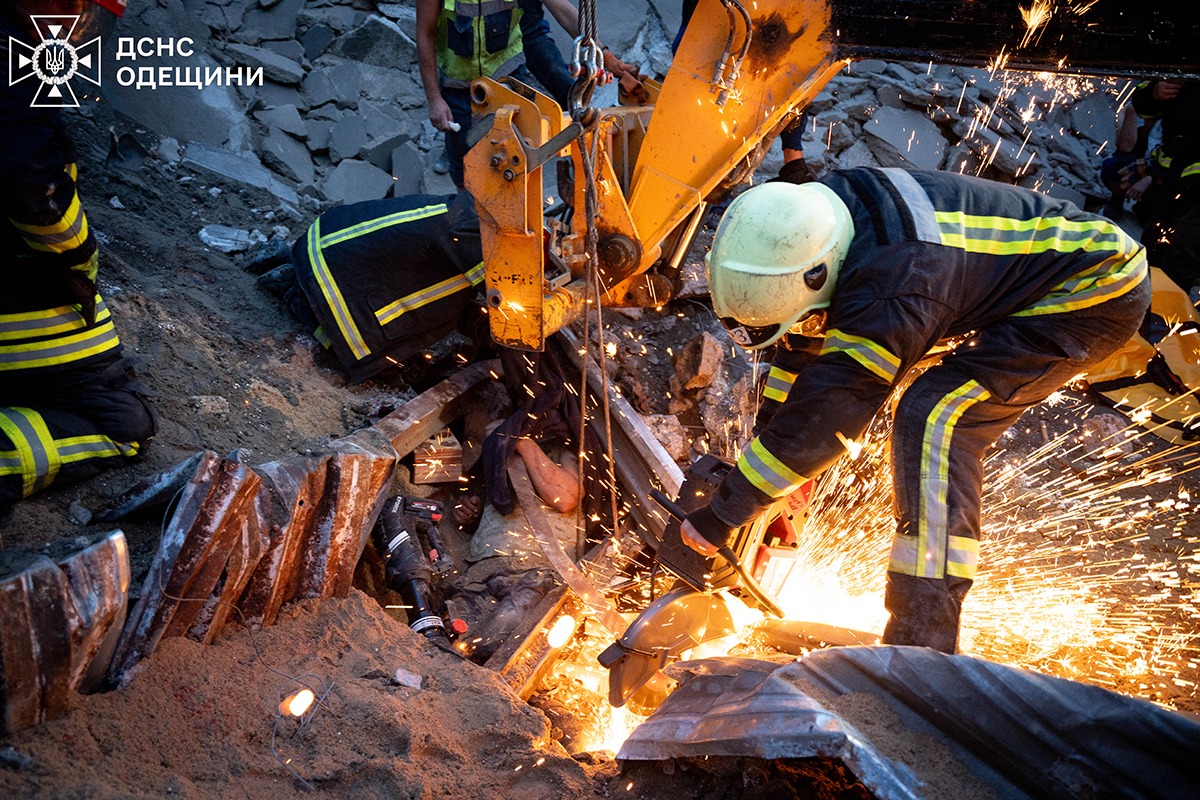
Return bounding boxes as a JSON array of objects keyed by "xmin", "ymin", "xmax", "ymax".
[{"xmin": 705, "ymin": 182, "xmax": 854, "ymax": 350}]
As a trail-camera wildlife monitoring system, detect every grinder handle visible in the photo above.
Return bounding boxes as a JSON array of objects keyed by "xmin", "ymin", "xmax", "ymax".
[{"xmin": 649, "ymin": 489, "xmax": 785, "ymax": 619}]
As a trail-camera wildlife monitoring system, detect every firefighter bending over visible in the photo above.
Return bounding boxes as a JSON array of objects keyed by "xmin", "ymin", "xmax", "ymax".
[{"xmin": 679, "ymin": 169, "xmax": 1150, "ymax": 652}]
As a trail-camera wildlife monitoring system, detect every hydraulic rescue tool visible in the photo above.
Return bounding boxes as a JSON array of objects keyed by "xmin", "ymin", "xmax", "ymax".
[
  {"xmin": 598, "ymin": 455, "xmax": 809, "ymax": 710},
  {"xmin": 377, "ymin": 496, "xmax": 458, "ymax": 648}
]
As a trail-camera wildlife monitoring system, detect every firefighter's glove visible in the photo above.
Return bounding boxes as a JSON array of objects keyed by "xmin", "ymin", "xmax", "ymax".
[{"xmin": 681, "ymin": 505, "xmax": 733, "ymax": 557}]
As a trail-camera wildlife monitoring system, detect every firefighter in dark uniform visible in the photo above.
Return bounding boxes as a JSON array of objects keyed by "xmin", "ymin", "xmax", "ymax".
[
  {"xmin": 0, "ymin": 0, "xmax": 156, "ymax": 506},
  {"xmin": 679, "ymin": 168, "xmax": 1151, "ymax": 653},
  {"xmin": 281, "ymin": 192, "xmax": 486, "ymax": 383}
]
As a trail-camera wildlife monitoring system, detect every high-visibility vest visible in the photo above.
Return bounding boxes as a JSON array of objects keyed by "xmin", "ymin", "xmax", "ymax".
[{"xmin": 437, "ymin": 0, "xmax": 523, "ymax": 88}]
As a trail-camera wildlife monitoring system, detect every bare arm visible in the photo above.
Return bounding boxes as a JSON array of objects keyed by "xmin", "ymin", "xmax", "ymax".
[
  {"xmin": 540, "ymin": 0, "xmax": 580, "ymax": 37},
  {"xmin": 416, "ymin": 0, "xmax": 454, "ymax": 131}
]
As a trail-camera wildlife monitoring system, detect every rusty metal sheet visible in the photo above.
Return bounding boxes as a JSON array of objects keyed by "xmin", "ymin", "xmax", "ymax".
[
  {"xmin": 0, "ymin": 555, "xmax": 71, "ymax": 734},
  {"xmin": 108, "ymin": 453, "xmax": 260, "ymax": 685},
  {"xmin": 297, "ymin": 451, "xmax": 394, "ymax": 600},
  {"xmin": 187, "ymin": 500, "xmax": 270, "ymax": 645},
  {"xmin": 235, "ymin": 455, "xmax": 328, "ymax": 629},
  {"xmin": 58, "ymin": 532, "xmax": 131, "ymax": 693},
  {"xmin": 0, "ymin": 531, "xmax": 129, "ymax": 734}
]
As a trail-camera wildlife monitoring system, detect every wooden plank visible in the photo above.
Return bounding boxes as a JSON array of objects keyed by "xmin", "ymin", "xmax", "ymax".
[
  {"xmin": 361, "ymin": 358, "xmax": 503, "ymax": 458},
  {"xmin": 557, "ymin": 330, "xmax": 682, "ymax": 546}
]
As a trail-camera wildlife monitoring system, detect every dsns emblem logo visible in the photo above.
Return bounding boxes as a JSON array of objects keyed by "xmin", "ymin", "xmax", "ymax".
[{"xmin": 8, "ymin": 15, "xmax": 101, "ymax": 108}]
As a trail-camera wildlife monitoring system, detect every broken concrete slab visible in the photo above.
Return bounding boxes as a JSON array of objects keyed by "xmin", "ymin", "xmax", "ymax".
[
  {"xmin": 329, "ymin": 114, "xmax": 368, "ymax": 162},
  {"xmin": 301, "ymin": 68, "xmax": 339, "ymax": 109},
  {"xmin": 362, "ymin": 132, "xmax": 413, "ymax": 171},
  {"xmin": 260, "ymin": 126, "xmax": 315, "ymax": 185},
  {"xmin": 305, "ymin": 118, "xmax": 335, "ymax": 153},
  {"xmin": 297, "ymin": 4, "xmax": 366, "ymax": 34},
  {"xmin": 301, "ymin": 23, "xmax": 336, "ymax": 61},
  {"xmin": 103, "ymin": 53, "xmax": 251, "ymax": 151},
  {"xmin": 263, "ymin": 39, "xmax": 306, "ymax": 64},
  {"xmin": 253, "ymin": 103, "xmax": 306, "ymax": 137},
  {"xmin": 183, "ymin": 141, "xmax": 300, "ymax": 206},
  {"xmin": 224, "ymin": 43, "xmax": 305, "ymax": 85},
  {"xmin": 237, "ymin": 0, "xmax": 302, "ymax": 41},
  {"xmin": 325, "ymin": 60, "xmax": 364, "ymax": 108},
  {"xmin": 391, "ymin": 141, "xmax": 425, "ymax": 196},
  {"xmin": 329, "ymin": 14, "xmax": 417, "ymax": 68},
  {"xmin": 863, "ymin": 105, "xmax": 947, "ymax": 171},
  {"xmin": 322, "ymin": 159, "xmax": 396, "ymax": 205}
]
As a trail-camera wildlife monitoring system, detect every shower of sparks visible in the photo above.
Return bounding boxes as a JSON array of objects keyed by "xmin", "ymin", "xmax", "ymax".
[
  {"xmin": 1018, "ymin": 1, "xmax": 1055, "ymax": 49},
  {"xmin": 773, "ymin": 395, "xmax": 1200, "ymax": 710}
]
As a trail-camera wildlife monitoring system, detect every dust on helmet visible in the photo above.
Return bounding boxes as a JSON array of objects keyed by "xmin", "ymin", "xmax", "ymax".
[{"xmin": 705, "ymin": 181, "xmax": 854, "ymax": 350}]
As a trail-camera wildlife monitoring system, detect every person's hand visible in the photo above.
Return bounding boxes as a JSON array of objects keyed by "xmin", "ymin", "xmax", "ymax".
[
  {"xmin": 1118, "ymin": 160, "xmax": 1148, "ymax": 190},
  {"xmin": 1153, "ymin": 80, "xmax": 1184, "ymax": 103},
  {"xmin": 680, "ymin": 519, "xmax": 719, "ymax": 557},
  {"xmin": 1127, "ymin": 175, "xmax": 1153, "ymax": 201},
  {"xmin": 427, "ymin": 96, "xmax": 456, "ymax": 132}
]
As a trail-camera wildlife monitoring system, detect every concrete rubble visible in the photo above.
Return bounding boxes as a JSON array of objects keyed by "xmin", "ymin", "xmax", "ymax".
[{"xmin": 100, "ymin": 0, "xmax": 1126, "ymax": 217}]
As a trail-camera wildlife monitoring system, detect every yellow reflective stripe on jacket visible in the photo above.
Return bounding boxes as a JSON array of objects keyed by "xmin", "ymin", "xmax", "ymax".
[
  {"xmin": 1183, "ymin": 162, "xmax": 1200, "ymax": 179},
  {"xmin": 1012, "ymin": 249, "xmax": 1148, "ymax": 316},
  {"xmin": 374, "ymin": 261, "xmax": 485, "ymax": 326},
  {"xmin": 736, "ymin": 437, "xmax": 808, "ymax": 499},
  {"xmin": 318, "ymin": 203, "xmax": 448, "ymax": 249},
  {"xmin": 889, "ymin": 533, "xmax": 979, "ymax": 579},
  {"xmin": 821, "ymin": 329, "xmax": 901, "ymax": 383},
  {"xmin": 935, "ymin": 211, "xmax": 1131, "ymax": 256},
  {"xmin": 0, "ymin": 314, "xmax": 120, "ymax": 370},
  {"xmin": 10, "ymin": 190, "xmax": 89, "ymax": 254},
  {"xmin": 0, "ymin": 298, "xmax": 109, "ymax": 342},
  {"xmin": 762, "ymin": 366, "xmax": 797, "ymax": 403},
  {"xmin": 56, "ymin": 435, "xmax": 139, "ymax": 464},
  {"xmin": 0, "ymin": 408, "xmax": 60, "ymax": 497},
  {"xmin": 307, "ymin": 217, "xmax": 370, "ymax": 361},
  {"xmin": 911, "ymin": 378, "xmax": 991, "ymax": 579}
]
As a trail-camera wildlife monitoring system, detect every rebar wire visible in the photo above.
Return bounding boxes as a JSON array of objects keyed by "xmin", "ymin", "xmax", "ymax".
[{"xmin": 577, "ymin": 127, "xmax": 622, "ymax": 547}]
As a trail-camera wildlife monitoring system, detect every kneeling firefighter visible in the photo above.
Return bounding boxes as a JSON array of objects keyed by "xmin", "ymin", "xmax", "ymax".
[
  {"xmin": 0, "ymin": 0, "xmax": 157, "ymax": 506},
  {"xmin": 679, "ymin": 168, "xmax": 1150, "ymax": 653}
]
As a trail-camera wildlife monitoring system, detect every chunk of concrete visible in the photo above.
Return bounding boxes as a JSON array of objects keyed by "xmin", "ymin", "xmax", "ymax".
[
  {"xmin": 391, "ymin": 141, "xmax": 425, "ymax": 196},
  {"xmin": 104, "ymin": 52, "xmax": 250, "ymax": 151},
  {"xmin": 253, "ymin": 104, "xmax": 306, "ymax": 137},
  {"xmin": 322, "ymin": 160, "xmax": 396, "ymax": 206},
  {"xmin": 301, "ymin": 68, "xmax": 339, "ymax": 109},
  {"xmin": 297, "ymin": 5, "xmax": 365, "ymax": 33},
  {"xmin": 1068, "ymin": 91, "xmax": 1118, "ymax": 149},
  {"xmin": 183, "ymin": 142, "xmax": 300, "ymax": 206},
  {"xmin": 863, "ymin": 105, "xmax": 947, "ymax": 171},
  {"xmin": 330, "ymin": 15, "xmax": 417, "ymax": 68},
  {"xmin": 304, "ymin": 118, "xmax": 335, "ymax": 153},
  {"xmin": 264, "ymin": 39, "xmax": 306, "ymax": 63},
  {"xmin": 329, "ymin": 115, "xmax": 368, "ymax": 162},
  {"xmin": 301, "ymin": 24, "xmax": 335, "ymax": 60},
  {"xmin": 238, "ymin": 0, "xmax": 302, "ymax": 41},
  {"xmin": 362, "ymin": 132, "xmax": 414, "ymax": 171},
  {"xmin": 224, "ymin": 43, "xmax": 305, "ymax": 85},
  {"xmin": 326, "ymin": 61, "xmax": 363, "ymax": 108},
  {"xmin": 261, "ymin": 127, "xmax": 315, "ymax": 185}
]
